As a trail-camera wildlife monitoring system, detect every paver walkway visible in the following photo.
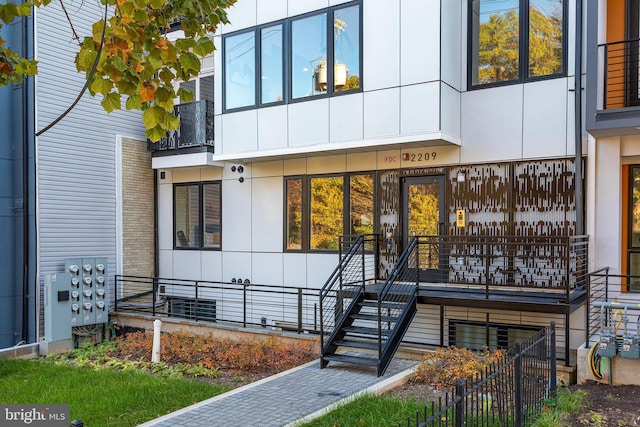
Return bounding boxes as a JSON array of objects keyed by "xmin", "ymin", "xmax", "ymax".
[{"xmin": 138, "ymin": 357, "xmax": 417, "ymax": 427}]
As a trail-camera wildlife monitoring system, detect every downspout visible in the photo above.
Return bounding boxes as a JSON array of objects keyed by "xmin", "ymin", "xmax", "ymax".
[
  {"xmin": 21, "ymin": 8, "xmax": 30, "ymax": 343},
  {"xmin": 154, "ymin": 170, "xmax": 159, "ymax": 277},
  {"xmin": 575, "ymin": 0, "xmax": 584, "ymax": 236}
]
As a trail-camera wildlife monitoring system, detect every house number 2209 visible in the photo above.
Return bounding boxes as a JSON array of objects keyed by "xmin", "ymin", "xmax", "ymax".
[{"xmin": 403, "ymin": 152, "xmax": 437, "ymax": 162}]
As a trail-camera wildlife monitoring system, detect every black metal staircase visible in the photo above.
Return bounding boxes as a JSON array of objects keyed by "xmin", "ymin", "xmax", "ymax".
[{"xmin": 320, "ymin": 236, "xmax": 419, "ymax": 376}]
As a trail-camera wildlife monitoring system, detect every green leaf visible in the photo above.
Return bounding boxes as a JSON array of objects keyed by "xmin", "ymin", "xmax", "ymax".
[
  {"xmin": 148, "ymin": 0, "xmax": 164, "ymax": 10},
  {"xmin": 75, "ymin": 40, "xmax": 96, "ymax": 71},
  {"xmin": 145, "ymin": 125, "xmax": 167, "ymax": 142},
  {"xmin": 147, "ymin": 50, "xmax": 163, "ymax": 70},
  {"xmin": 125, "ymin": 94, "xmax": 142, "ymax": 110},
  {"xmin": 115, "ymin": 79, "xmax": 137, "ymax": 96},
  {"xmin": 92, "ymin": 20, "xmax": 105, "ymax": 43},
  {"xmin": 142, "ymin": 106, "xmax": 166, "ymax": 129},
  {"xmin": 193, "ymin": 37, "xmax": 215, "ymax": 57},
  {"xmin": 101, "ymin": 92, "xmax": 121, "ymax": 113},
  {"xmin": 132, "ymin": 0, "xmax": 146, "ymax": 10},
  {"xmin": 111, "ymin": 56, "xmax": 128, "ymax": 72},
  {"xmin": 164, "ymin": 113, "xmax": 180, "ymax": 131},
  {"xmin": 175, "ymin": 38, "xmax": 196, "ymax": 51},
  {"xmin": 178, "ymin": 52, "xmax": 200, "ymax": 74},
  {"xmin": 90, "ymin": 77, "xmax": 113, "ymax": 96},
  {"xmin": 176, "ymin": 87, "xmax": 194, "ymax": 102},
  {"xmin": 0, "ymin": 4, "xmax": 19, "ymax": 25}
]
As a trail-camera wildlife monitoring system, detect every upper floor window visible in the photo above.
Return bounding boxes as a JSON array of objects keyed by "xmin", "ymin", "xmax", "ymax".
[
  {"xmin": 174, "ymin": 182, "xmax": 221, "ymax": 250},
  {"xmin": 223, "ymin": 1, "xmax": 361, "ymax": 112},
  {"xmin": 469, "ymin": 0, "xmax": 565, "ymax": 88}
]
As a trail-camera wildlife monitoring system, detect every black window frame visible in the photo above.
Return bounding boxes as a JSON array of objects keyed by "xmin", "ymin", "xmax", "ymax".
[
  {"xmin": 173, "ymin": 181, "xmax": 222, "ymax": 251},
  {"xmin": 283, "ymin": 171, "xmax": 376, "ymax": 253},
  {"xmin": 222, "ymin": 0, "xmax": 362, "ymax": 113},
  {"xmin": 467, "ymin": 0, "xmax": 568, "ymax": 90}
]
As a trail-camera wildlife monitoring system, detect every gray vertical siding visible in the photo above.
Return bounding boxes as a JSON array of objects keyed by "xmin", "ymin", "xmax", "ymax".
[{"xmin": 34, "ymin": 3, "xmax": 144, "ymax": 317}]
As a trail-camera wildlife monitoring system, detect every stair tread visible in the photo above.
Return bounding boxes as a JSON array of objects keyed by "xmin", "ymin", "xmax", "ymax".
[
  {"xmin": 351, "ymin": 313, "xmax": 398, "ymax": 322},
  {"xmin": 359, "ymin": 300, "xmax": 407, "ymax": 308},
  {"xmin": 333, "ymin": 339, "xmax": 378, "ymax": 349},
  {"xmin": 343, "ymin": 326, "xmax": 391, "ymax": 336},
  {"xmin": 322, "ymin": 353, "xmax": 379, "ymax": 366}
]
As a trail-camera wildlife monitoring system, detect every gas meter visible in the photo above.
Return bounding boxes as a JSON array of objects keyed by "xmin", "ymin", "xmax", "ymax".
[
  {"xmin": 598, "ymin": 306, "xmax": 618, "ymax": 358},
  {"xmin": 621, "ymin": 309, "xmax": 640, "ymax": 359}
]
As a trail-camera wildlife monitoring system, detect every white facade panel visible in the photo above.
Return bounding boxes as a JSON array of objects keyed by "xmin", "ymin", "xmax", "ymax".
[
  {"xmin": 252, "ymin": 253, "xmax": 284, "ymax": 285},
  {"xmin": 441, "ymin": 0, "xmax": 462, "ymax": 90},
  {"xmin": 441, "ymin": 83, "xmax": 461, "ymax": 141},
  {"xmin": 460, "ymin": 85, "xmax": 524, "ymax": 163},
  {"xmin": 201, "ymin": 251, "xmax": 223, "ymax": 282},
  {"xmin": 258, "ymin": 105, "xmax": 288, "ymax": 151},
  {"xmin": 362, "ymin": 0, "xmax": 400, "ymax": 90},
  {"xmin": 251, "ymin": 177, "xmax": 283, "ymax": 252},
  {"xmin": 252, "ymin": 161, "xmax": 284, "ymax": 178},
  {"xmin": 288, "ymin": 99, "xmax": 330, "ymax": 147},
  {"xmin": 35, "ymin": 2, "xmax": 144, "ymax": 284},
  {"xmin": 223, "ymin": 251, "xmax": 253, "ymax": 283},
  {"xmin": 400, "ymin": 83, "xmax": 440, "ymax": 135},
  {"xmin": 158, "ymin": 183, "xmax": 173, "ymax": 251},
  {"xmin": 288, "ymin": 0, "xmax": 329, "ymax": 17},
  {"xmin": 330, "ymin": 93, "xmax": 364, "ymax": 142},
  {"xmin": 173, "ymin": 251, "xmax": 202, "ymax": 280},
  {"xmin": 364, "ymin": 88, "xmax": 400, "ymax": 138},
  {"xmin": 222, "ymin": 110, "xmax": 259, "ymax": 154},
  {"xmin": 257, "ymin": 0, "xmax": 287, "ymax": 25},
  {"xmin": 306, "ymin": 253, "xmax": 340, "ymax": 289},
  {"xmin": 222, "ymin": 178, "xmax": 252, "ymax": 252},
  {"xmin": 307, "ymin": 155, "xmax": 346, "ymax": 174},
  {"xmin": 400, "ymin": 0, "xmax": 440, "ymax": 85},
  {"xmin": 593, "ymin": 138, "xmax": 622, "ymax": 273},
  {"xmin": 158, "ymin": 250, "xmax": 174, "ymax": 278},
  {"xmin": 214, "ymin": 35, "xmax": 223, "ymax": 115},
  {"xmin": 284, "ymin": 253, "xmax": 307, "ymax": 287},
  {"xmin": 565, "ymin": 77, "xmax": 577, "ymax": 157},
  {"xmin": 223, "ymin": 0, "xmax": 257, "ymax": 33},
  {"xmin": 522, "ymin": 79, "xmax": 569, "ymax": 158}
]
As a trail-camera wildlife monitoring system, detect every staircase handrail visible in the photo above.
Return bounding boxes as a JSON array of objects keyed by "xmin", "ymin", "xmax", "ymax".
[{"xmin": 379, "ymin": 236, "xmax": 419, "ymax": 300}]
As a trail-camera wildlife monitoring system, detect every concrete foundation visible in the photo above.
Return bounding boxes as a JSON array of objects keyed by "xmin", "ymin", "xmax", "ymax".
[
  {"xmin": 577, "ymin": 343, "xmax": 640, "ymax": 385},
  {"xmin": 0, "ymin": 343, "xmax": 39, "ymax": 359}
]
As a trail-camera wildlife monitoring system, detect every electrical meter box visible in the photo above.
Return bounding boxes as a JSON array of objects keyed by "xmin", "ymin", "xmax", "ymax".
[
  {"xmin": 65, "ymin": 257, "xmax": 108, "ymax": 327},
  {"xmin": 44, "ymin": 273, "xmax": 72, "ymax": 342},
  {"xmin": 598, "ymin": 332, "xmax": 618, "ymax": 357},
  {"xmin": 621, "ymin": 335, "xmax": 640, "ymax": 359}
]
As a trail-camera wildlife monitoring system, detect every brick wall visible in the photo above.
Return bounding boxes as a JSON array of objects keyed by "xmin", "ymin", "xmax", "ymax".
[{"xmin": 122, "ymin": 138, "xmax": 155, "ymax": 277}]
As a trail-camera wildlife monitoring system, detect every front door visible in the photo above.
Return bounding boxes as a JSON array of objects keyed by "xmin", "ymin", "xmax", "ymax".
[{"xmin": 402, "ymin": 175, "xmax": 446, "ymax": 281}]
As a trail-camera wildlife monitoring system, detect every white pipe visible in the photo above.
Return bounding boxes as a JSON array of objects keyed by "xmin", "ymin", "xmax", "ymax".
[{"xmin": 152, "ymin": 319, "xmax": 162, "ymax": 363}]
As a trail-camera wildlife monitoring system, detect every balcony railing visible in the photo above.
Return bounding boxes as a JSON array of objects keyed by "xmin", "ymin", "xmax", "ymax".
[
  {"xmin": 599, "ymin": 38, "xmax": 640, "ymax": 109},
  {"xmin": 147, "ymin": 100, "xmax": 214, "ymax": 152}
]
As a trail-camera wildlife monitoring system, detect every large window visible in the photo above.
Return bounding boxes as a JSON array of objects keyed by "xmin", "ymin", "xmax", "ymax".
[
  {"xmin": 223, "ymin": 1, "xmax": 361, "ymax": 111},
  {"xmin": 629, "ymin": 166, "xmax": 640, "ymax": 291},
  {"xmin": 285, "ymin": 172, "xmax": 374, "ymax": 252},
  {"xmin": 174, "ymin": 182, "xmax": 221, "ymax": 250},
  {"xmin": 469, "ymin": 0, "xmax": 565, "ymax": 87}
]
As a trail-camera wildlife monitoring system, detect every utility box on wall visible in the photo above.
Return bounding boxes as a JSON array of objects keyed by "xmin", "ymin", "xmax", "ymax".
[{"xmin": 66, "ymin": 257, "xmax": 108, "ymax": 327}]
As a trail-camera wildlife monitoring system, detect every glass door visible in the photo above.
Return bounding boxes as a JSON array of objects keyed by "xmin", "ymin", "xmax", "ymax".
[
  {"xmin": 629, "ymin": 166, "xmax": 640, "ymax": 290},
  {"xmin": 402, "ymin": 175, "xmax": 446, "ymax": 282}
]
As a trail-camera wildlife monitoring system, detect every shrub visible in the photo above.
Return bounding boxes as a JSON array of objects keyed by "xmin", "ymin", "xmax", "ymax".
[{"xmin": 411, "ymin": 347, "xmax": 506, "ymax": 389}]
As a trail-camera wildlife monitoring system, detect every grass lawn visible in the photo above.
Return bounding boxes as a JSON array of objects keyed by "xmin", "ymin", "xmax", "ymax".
[
  {"xmin": 301, "ymin": 394, "xmax": 426, "ymax": 427},
  {"xmin": 0, "ymin": 358, "xmax": 230, "ymax": 427}
]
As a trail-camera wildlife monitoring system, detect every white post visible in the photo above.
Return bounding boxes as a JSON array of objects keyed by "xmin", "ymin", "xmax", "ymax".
[{"xmin": 152, "ymin": 319, "xmax": 162, "ymax": 363}]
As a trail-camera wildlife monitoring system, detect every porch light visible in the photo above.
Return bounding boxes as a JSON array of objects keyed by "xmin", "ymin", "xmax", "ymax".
[{"xmin": 457, "ymin": 170, "xmax": 466, "ymax": 183}]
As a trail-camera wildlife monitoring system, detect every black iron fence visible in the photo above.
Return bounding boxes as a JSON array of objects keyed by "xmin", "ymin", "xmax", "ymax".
[
  {"xmin": 598, "ymin": 38, "xmax": 640, "ymax": 109},
  {"xmin": 114, "ymin": 275, "xmax": 318, "ymax": 333},
  {"xmin": 400, "ymin": 323, "xmax": 557, "ymax": 427},
  {"xmin": 147, "ymin": 100, "xmax": 214, "ymax": 152}
]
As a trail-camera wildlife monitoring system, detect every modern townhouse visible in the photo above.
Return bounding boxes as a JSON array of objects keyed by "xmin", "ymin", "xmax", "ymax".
[{"xmin": 146, "ymin": 0, "xmax": 588, "ymax": 375}]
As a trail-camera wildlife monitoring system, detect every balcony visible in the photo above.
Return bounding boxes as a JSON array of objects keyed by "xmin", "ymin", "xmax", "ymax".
[
  {"xmin": 147, "ymin": 100, "xmax": 214, "ymax": 154},
  {"xmin": 598, "ymin": 39, "xmax": 640, "ymax": 110}
]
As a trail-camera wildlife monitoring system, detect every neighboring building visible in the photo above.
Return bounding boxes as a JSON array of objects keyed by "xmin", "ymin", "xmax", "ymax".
[
  {"xmin": 0, "ymin": 1, "xmax": 147, "ymax": 349},
  {"xmin": 150, "ymin": 0, "xmax": 588, "ymax": 371}
]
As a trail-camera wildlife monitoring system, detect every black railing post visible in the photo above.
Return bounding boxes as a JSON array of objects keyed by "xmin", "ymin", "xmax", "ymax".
[
  {"xmin": 550, "ymin": 322, "xmax": 557, "ymax": 397},
  {"xmin": 454, "ymin": 379, "xmax": 464, "ymax": 427},
  {"xmin": 319, "ymin": 291, "xmax": 324, "ymax": 352},
  {"xmin": 515, "ymin": 341, "xmax": 523, "ymax": 427},
  {"xmin": 243, "ymin": 283, "xmax": 247, "ymax": 328},
  {"xmin": 194, "ymin": 281, "xmax": 199, "ymax": 322},
  {"xmin": 377, "ymin": 297, "xmax": 383, "ymax": 360},
  {"xmin": 566, "ymin": 238, "xmax": 571, "ymax": 301},
  {"xmin": 298, "ymin": 288, "xmax": 303, "ymax": 334},
  {"xmin": 485, "ymin": 237, "xmax": 490, "ymax": 299},
  {"xmin": 114, "ymin": 275, "xmax": 119, "ymax": 313},
  {"xmin": 586, "ymin": 271, "xmax": 591, "ymax": 346},
  {"xmin": 603, "ymin": 43, "xmax": 609, "ymax": 107},
  {"xmin": 152, "ymin": 277, "xmax": 157, "ymax": 317},
  {"xmin": 565, "ymin": 312, "xmax": 571, "ymax": 366}
]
